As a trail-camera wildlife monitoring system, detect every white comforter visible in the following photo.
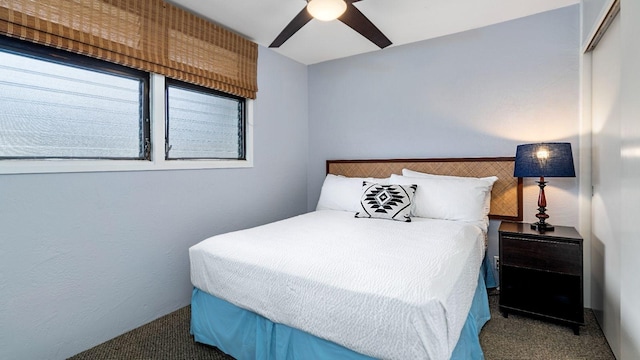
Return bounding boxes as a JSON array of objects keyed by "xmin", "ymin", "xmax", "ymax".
[{"xmin": 190, "ymin": 210, "xmax": 485, "ymax": 360}]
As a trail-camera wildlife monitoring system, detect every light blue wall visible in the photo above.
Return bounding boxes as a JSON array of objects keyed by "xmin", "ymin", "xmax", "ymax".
[
  {"xmin": 0, "ymin": 46, "xmax": 308, "ymax": 360},
  {"xmin": 0, "ymin": 5, "xmax": 583, "ymax": 359},
  {"xmin": 307, "ymin": 5, "xmax": 580, "ymax": 278}
]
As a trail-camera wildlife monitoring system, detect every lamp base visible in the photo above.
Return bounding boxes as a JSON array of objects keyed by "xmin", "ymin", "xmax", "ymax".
[
  {"xmin": 531, "ymin": 177, "xmax": 554, "ymax": 232},
  {"xmin": 531, "ymin": 222, "xmax": 554, "ymax": 232}
]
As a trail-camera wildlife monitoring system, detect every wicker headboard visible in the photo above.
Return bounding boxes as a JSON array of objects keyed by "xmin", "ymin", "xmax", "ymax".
[{"xmin": 326, "ymin": 157, "xmax": 523, "ymax": 221}]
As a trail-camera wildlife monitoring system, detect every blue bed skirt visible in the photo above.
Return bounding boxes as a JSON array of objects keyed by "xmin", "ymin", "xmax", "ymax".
[{"xmin": 191, "ymin": 263, "xmax": 491, "ymax": 359}]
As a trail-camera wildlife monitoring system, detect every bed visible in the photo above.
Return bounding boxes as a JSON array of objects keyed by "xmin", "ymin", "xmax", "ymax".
[{"xmin": 190, "ymin": 158, "xmax": 522, "ymax": 360}]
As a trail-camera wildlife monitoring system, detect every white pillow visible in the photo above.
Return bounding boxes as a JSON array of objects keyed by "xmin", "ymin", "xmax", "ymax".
[
  {"xmin": 389, "ymin": 173, "xmax": 497, "ymax": 222},
  {"xmin": 401, "ymin": 169, "xmax": 498, "ymax": 221},
  {"xmin": 402, "ymin": 168, "xmax": 497, "ymax": 183},
  {"xmin": 316, "ymin": 174, "xmax": 390, "ymax": 212}
]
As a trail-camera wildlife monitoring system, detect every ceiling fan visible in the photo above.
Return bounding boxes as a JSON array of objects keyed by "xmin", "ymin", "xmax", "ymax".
[{"xmin": 269, "ymin": 0, "xmax": 392, "ymax": 49}]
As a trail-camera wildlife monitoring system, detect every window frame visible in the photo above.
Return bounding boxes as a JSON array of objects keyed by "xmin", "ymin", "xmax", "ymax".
[
  {"xmin": 0, "ymin": 39, "xmax": 254, "ymax": 175},
  {"xmin": 164, "ymin": 78, "xmax": 246, "ymax": 161},
  {"xmin": 0, "ymin": 35, "xmax": 151, "ymax": 161}
]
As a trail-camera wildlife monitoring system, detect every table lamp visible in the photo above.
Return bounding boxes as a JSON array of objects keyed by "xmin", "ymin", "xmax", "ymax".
[{"xmin": 514, "ymin": 142, "xmax": 576, "ymax": 231}]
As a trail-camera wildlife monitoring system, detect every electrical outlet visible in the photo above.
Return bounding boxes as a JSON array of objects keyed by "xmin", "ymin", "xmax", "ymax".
[{"xmin": 493, "ymin": 256, "xmax": 500, "ymax": 271}]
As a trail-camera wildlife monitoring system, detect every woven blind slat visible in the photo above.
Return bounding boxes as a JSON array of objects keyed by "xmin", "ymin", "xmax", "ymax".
[{"xmin": 0, "ymin": 0, "xmax": 258, "ymax": 99}]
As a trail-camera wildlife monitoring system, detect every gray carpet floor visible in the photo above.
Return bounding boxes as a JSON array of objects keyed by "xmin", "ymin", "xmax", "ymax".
[
  {"xmin": 480, "ymin": 291, "xmax": 615, "ymax": 359},
  {"xmin": 69, "ymin": 291, "xmax": 616, "ymax": 360}
]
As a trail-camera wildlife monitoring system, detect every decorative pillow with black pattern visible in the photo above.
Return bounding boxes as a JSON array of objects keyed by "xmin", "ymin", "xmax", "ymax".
[{"xmin": 355, "ymin": 181, "xmax": 417, "ymax": 222}]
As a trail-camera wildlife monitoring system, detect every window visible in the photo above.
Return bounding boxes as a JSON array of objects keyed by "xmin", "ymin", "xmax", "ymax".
[
  {"xmin": 165, "ymin": 80, "xmax": 245, "ymax": 160},
  {"xmin": 0, "ymin": 37, "xmax": 149, "ymax": 160},
  {"xmin": 0, "ymin": 37, "xmax": 253, "ymax": 174}
]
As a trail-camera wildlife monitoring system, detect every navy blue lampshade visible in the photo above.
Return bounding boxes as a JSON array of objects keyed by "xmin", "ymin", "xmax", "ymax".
[{"xmin": 514, "ymin": 143, "xmax": 576, "ymax": 178}]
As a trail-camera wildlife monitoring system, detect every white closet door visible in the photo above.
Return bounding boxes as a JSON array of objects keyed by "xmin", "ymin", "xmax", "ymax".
[{"xmin": 590, "ymin": 13, "xmax": 621, "ymax": 358}]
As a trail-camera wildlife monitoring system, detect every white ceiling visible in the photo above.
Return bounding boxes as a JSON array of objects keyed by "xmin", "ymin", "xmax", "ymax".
[{"xmin": 168, "ymin": 0, "xmax": 579, "ymax": 65}]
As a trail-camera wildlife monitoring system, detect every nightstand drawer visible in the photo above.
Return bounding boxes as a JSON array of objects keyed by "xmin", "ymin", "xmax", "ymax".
[{"xmin": 501, "ymin": 236, "xmax": 581, "ymax": 275}]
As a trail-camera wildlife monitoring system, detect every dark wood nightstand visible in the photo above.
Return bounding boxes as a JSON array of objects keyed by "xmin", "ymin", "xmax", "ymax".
[{"xmin": 498, "ymin": 221, "xmax": 584, "ymax": 335}]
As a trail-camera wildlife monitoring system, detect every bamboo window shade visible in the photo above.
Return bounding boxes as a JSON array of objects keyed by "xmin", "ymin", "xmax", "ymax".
[{"xmin": 0, "ymin": 0, "xmax": 258, "ymax": 99}]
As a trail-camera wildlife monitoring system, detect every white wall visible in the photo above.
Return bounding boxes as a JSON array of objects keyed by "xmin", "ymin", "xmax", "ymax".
[
  {"xmin": 619, "ymin": 0, "xmax": 640, "ymax": 358},
  {"xmin": 0, "ymin": 46, "xmax": 309, "ymax": 360},
  {"xmin": 307, "ymin": 5, "xmax": 581, "ymax": 285}
]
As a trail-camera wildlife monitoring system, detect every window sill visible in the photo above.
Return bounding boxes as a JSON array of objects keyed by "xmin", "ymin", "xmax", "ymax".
[{"xmin": 0, "ymin": 158, "xmax": 254, "ymax": 175}]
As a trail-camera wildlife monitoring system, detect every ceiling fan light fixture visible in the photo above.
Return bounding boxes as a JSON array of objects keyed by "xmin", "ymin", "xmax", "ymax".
[{"xmin": 306, "ymin": 0, "xmax": 347, "ymax": 21}]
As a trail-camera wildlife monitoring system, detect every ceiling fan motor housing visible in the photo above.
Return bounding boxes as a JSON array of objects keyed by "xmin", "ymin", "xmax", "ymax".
[{"xmin": 306, "ymin": 0, "xmax": 348, "ymax": 21}]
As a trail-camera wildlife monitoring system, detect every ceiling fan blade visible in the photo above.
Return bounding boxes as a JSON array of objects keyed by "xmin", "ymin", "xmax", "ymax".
[
  {"xmin": 269, "ymin": 7, "xmax": 313, "ymax": 48},
  {"xmin": 338, "ymin": 2, "xmax": 392, "ymax": 49}
]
